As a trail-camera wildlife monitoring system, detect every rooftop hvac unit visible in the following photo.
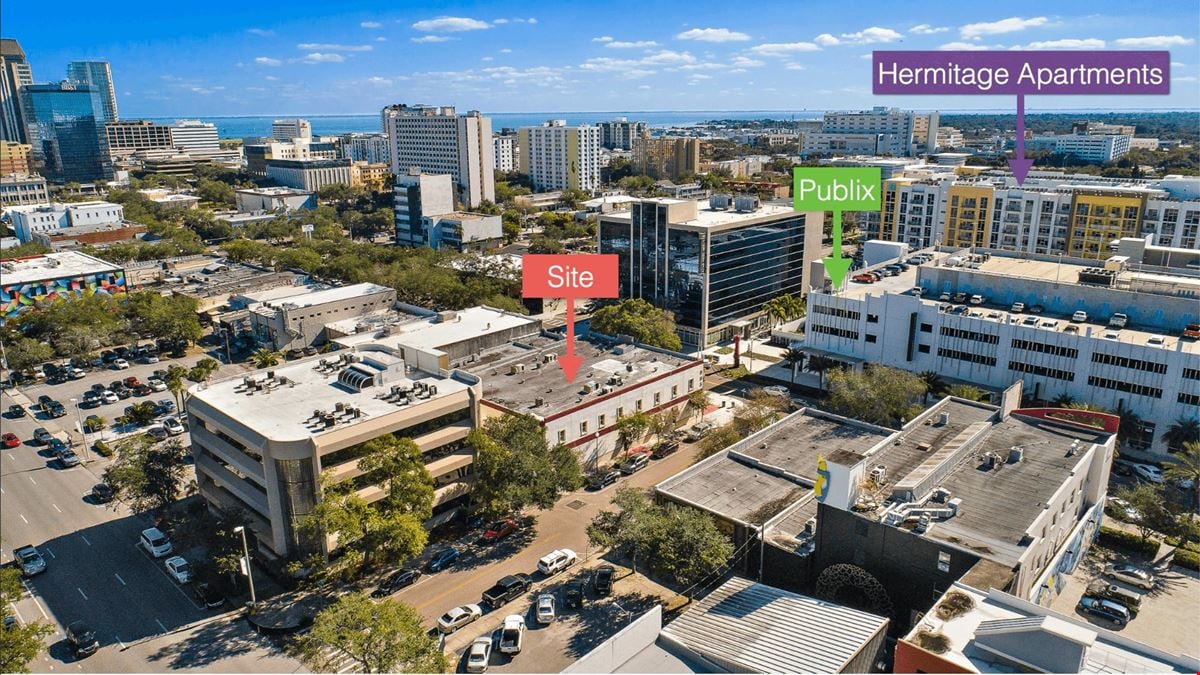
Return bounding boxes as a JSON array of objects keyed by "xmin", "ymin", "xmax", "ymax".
[
  {"xmin": 1078, "ymin": 267, "xmax": 1117, "ymax": 287},
  {"xmin": 534, "ymin": 397, "xmax": 544, "ymax": 407},
  {"xmin": 335, "ymin": 402, "xmax": 346, "ymax": 412},
  {"xmin": 266, "ymin": 370, "xmax": 275, "ymax": 380},
  {"xmin": 733, "ymin": 195, "xmax": 760, "ymax": 212},
  {"xmin": 626, "ymin": 364, "xmax": 634, "ymax": 372},
  {"xmin": 932, "ymin": 487, "xmax": 952, "ymax": 503},
  {"xmin": 1008, "ymin": 446, "xmax": 1024, "ymax": 463},
  {"xmin": 429, "ymin": 385, "xmax": 437, "ymax": 395},
  {"xmin": 709, "ymin": 194, "xmax": 732, "ymax": 210},
  {"xmin": 322, "ymin": 414, "xmax": 336, "ymax": 428},
  {"xmin": 543, "ymin": 353, "xmax": 557, "ymax": 364},
  {"xmin": 937, "ymin": 412, "xmax": 950, "ymax": 426},
  {"xmin": 870, "ymin": 465, "xmax": 887, "ymax": 484}
]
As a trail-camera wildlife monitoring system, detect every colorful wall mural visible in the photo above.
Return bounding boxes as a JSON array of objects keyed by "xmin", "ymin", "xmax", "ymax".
[{"xmin": 0, "ymin": 269, "xmax": 127, "ymax": 323}]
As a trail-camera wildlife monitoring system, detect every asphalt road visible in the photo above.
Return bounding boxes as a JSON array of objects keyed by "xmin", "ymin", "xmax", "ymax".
[{"xmin": 0, "ymin": 352, "xmax": 298, "ymax": 673}]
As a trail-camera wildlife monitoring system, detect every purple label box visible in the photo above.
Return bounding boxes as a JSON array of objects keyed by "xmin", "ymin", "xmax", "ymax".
[{"xmin": 873, "ymin": 50, "xmax": 1171, "ymax": 95}]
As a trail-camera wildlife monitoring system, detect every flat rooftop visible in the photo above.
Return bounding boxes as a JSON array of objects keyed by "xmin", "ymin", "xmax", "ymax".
[
  {"xmin": 909, "ymin": 584, "xmax": 1197, "ymax": 673},
  {"xmin": 334, "ymin": 306, "xmax": 539, "ymax": 355},
  {"xmin": 657, "ymin": 409, "xmax": 894, "ymax": 525},
  {"xmin": 259, "ymin": 282, "xmax": 393, "ymax": 310},
  {"xmin": 234, "ymin": 186, "xmax": 314, "ymax": 196},
  {"xmin": 598, "ymin": 199, "xmax": 800, "ymax": 229},
  {"xmin": 0, "ymin": 250, "xmax": 121, "ymax": 284},
  {"xmin": 323, "ymin": 308, "xmax": 426, "ymax": 337},
  {"xmin": 464, "ymin": 334, "xmax": 697, "ymax": 418},
  {"xmin": 188, "ymin": 346, "xmax": 472, "ymax": 442}
]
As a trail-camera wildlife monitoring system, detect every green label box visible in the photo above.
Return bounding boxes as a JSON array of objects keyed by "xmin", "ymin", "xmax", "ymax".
[{"xmin": 792, "ymin": 167, "xmax": 882, "ymax": 212}]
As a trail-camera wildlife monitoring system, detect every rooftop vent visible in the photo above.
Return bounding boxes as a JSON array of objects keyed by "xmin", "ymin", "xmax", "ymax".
[
  {"xmin": 733, "ymin": 195, "xmax": 760, "ymax": 213},
  {"xmin": 1008, "ymin": 446, "xmax": 1024, "ymax": 464},
  {"xmin": 937, "ymin": 412, "xmax": 950, "ymax": 426},
  {"xmin": 709, "ymin": 194, "xmax": 732, "ymax": 210}
]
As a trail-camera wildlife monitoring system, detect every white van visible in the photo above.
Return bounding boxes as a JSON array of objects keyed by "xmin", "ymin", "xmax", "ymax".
[{"xmin": 139, "ymin": 527, "xmax": 173, "ymax": 558}]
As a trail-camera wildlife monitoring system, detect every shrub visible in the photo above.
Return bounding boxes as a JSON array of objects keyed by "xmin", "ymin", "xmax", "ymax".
[
  {"xmin": 723, "ymin": 366, "xmax": 750, "ymax": 379},
  {"xmin": 93, "ymin": 440, "xmax": 113, "ymax": 457},
  {"xmin": 935, "ymin": 590, "xmax": 976, "ymax": 620},
  {"xmin": 913, "ymin": 629, "xmax": 951, "ymax": 654},
  {"xmin": 1172, "ymin": 548, "xmax": 1200, "ymax": 571},
  {"xmin": 1098, "ymin": 526, "xmax": 1160, "ymax": 557},
  {"xmin": 1164, "ymin": 536, "xmax": 1200, "ymax": 553}
]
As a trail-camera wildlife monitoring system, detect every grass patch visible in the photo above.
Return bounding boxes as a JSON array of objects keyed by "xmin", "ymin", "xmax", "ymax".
[
  {"xmin": 744, "ymin": 351, "xmax": 782, "ymax": 363},
  {"xmin": 1172, "ymin": 548, "xmax": 1200, "ymax": 571},
  {"xmin": 723, "ymin": 366, "xmax": 750, "ymax": 379},
  {"xmin": 715, "ymin": 346, "xmax": 734, "ymax": 355}
]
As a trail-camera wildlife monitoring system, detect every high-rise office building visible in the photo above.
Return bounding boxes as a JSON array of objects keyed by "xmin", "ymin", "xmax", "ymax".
[
  {"xmin": 0, "ymin": 39, "xmax": 33, "ymax": 143},
  {"xmin": 23, "ymin": 82, "xmax": 113, "ymax": 182},
  {"xmin": 168, "ymin": 119, "xmax": 221, "ymax": 156},
  {"xmin": 518, "ymin": 120, "xmax": 601, "ymax": 193},
  {"xmin": 105, "ymin": 120, "xmax": 174, "ymax": 158},
  {"xmin": 381, "ymin": 104, "xmax": 495, "ymax": 208},
  {"xmin": 598, "ymin": 117, "xmax": 648, "ymax": 150},
  {"xmin": 272, "ymin": 118, "xmax": 312, "ymax": 142},
  {"xmin": 67, "ymin": 61, "xmax": 118, "ymax": 123},
  {"xmin": 340, "ymin": 132, "xmax": 390, "ymax": 164},
  {"xmin": 493, "ymin": 135, "xmax": 516, "ymax": 172},
  {"xmin": 598, "ymin": 197, "xmax": 822, "ymax": 349},
  {"xmin": 394, "ymin": 168, "xmax": 455, "ymax": 247},
  {"xmin": 632, "ymin": 136, "xmax": 702, "ymax": 181},
  {"xmin": 803, "ymin": 107, "xmax": 937, "ymax": 157}
]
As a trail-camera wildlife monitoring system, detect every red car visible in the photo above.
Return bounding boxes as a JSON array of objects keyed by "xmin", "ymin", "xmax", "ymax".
[
  {"xmin": 123, "ymin": 376, "xmax": 141, "ymax": 388},
  {"xmin": 2, "ymin": 432, "xmax": 19, "ymax": 448},
  {"xmin": 481, "ymin": 517, "xmax": 518, "ymax": 544}
]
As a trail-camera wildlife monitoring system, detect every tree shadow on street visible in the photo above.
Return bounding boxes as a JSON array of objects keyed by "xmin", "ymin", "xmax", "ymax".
[
  {"xmin": 564, "ymin": 589, "xmax": 658, "ymax": 659},
  {"xmin": 145, "ymin": 616, "xmax": 290, "ymax": 670}
]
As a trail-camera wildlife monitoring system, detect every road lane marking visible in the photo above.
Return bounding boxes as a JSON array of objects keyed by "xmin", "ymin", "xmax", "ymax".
[
  {"xmin": 52, "ymin": 503, "xmax": 62, "ymax": 513},
  {"xmin": 44, "ymin": 548, "xmax": 55, "ymax": 559},
  {"xmin": 77, "ymin": 588, "xmax": 88, "ymax": 600},
  {"xmin": 80, "ymin": 535, "xmax": 91, "ymax": 546},
  {"xmin": 114, "ymin": 573, "xmax": 126, "ymax": 586},
  {"xmin": 156, "ymin": 619, "xmax": 167, "ymax": 633},
  {"xmin": 20, "ymin": 580, "xmax": 48, "ymax": 620},
  {"xmin": 115, "ymin": 635, "xmax": 126, "ymax": 649},
  {"xmin": 28, "ymin": 475, "xmax": 35, "ymax": 485},
  {"xmin": 19, "ymin": 514, "xmax": 28, "ymax": 524}
]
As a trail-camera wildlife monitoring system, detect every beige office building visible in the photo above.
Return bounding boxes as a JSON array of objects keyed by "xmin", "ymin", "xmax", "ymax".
[{"xmin": 382, "ymin": 104, "xmax": 495, "ymax": 208}]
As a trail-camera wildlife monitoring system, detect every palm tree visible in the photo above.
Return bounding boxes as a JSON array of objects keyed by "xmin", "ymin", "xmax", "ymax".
[
  {"xmin": 251, "ymin": 348, "xmax": 282, "ymax": 369},
  {"xmin": 806, "ymin": 355, "xmax": 840, "ymax": 391},
  {"xmin": 946, "ymin": 384, "xmax": 986, "ymax": 402},
  {"xmin": 782, "ymin": 348, "xmax": 807, "ymax": 384},
  {"xmin": 1052, "ymin": 392, "xmax": 1076, "ymax": 407},
  {"xmin": 685, "ymin": 390, "xmax": 711, "ymax": 422},
  {"xmin": 1163, "ymin": 417, "xmax": 1200, "ymax": 453},
  {"xmin": 1165, "ymin": 441, "xmax": 1200, "ymax": 514},
  {"xmin": 1065, "ymin": 401, "xmax": 1107, "ymax": 412},
  {"xmin": 919, "ymin": 371, "xmax": 946, "ymax": 403},
  {"xmin": 1113, "ymin": 400, "xmax": 1143, "ymax": 451}
]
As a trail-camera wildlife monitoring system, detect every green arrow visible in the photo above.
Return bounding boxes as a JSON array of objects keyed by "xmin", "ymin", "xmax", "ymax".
[{"xmin": 823, "ymin": 209, "xmax": 852, "ymax": 289}]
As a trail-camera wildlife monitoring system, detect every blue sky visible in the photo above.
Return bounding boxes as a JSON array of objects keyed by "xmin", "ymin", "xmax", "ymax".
[{"xmin": 2, "ymin": 0, "xmax": 1198, "ymax": 116}]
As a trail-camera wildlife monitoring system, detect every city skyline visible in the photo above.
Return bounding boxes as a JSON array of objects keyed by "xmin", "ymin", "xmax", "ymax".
[{"xmin": 1, "ymin": 0, "xmax": 1198, "ymax": 117}]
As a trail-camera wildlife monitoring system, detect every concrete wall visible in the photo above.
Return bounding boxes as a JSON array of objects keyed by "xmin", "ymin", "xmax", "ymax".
[{"xmin": 563, "ymin": 605, "xmax": 663, "ymax": 673}]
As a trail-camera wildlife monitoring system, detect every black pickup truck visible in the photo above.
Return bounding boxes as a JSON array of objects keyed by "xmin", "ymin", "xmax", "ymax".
[{"xmin": 482, "ymin": 573, "xmax": 531, "ymax": 607}]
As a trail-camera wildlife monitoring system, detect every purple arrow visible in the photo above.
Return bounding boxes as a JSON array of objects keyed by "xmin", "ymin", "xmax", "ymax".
[{"xmin": 1009, "ymin": 93, "xmax": 1033, "ymax": 186}]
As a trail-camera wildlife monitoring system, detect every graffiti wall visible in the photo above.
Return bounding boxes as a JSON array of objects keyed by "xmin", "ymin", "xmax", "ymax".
[{"xmin": 1, "ymin": 270, "xmax": 127, "ymax": 323}]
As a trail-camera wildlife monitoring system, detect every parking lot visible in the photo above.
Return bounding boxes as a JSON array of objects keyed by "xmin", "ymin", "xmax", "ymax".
[
  {"xmin": 440, "ymin": 561, "xmax": 671, "ymax": 673},
  {"xmin": 1050, "ymin": 545, "xmax": 1200, "ymax": 655}
]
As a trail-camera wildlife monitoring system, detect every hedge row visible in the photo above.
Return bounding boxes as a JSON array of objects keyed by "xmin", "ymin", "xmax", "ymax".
[
  {"xmin": 1165, "ymin": 536, "xmax": 1200, "ymax": 554},
  {"xmin": 1173, "ymin": 548, "xmax": 1200, "ymax": 571},
  {"xmin": 1098, "ymin": 526, "xmax": 1160, "ymax": 557}
]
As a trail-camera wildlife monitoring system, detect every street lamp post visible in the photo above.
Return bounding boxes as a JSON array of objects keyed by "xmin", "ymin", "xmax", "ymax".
[{"xmin": 233, "ymin": 526, "xmax": 258, "ymax": 608}]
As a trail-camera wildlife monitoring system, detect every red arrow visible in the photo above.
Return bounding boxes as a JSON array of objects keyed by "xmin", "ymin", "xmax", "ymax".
[{"xmin": 559, "ymin": 296, "xmax": 583, "ymax": 383}]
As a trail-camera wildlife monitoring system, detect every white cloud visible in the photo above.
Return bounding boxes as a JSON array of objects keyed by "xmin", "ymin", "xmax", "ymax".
[
  {"xmin": 840, "ymin": 27, "xmax": 903, "ymax": 44},
  {"xmin": 411, "ymin": 35, "xmax": 452, "ymax": 43},
  {"xmin": 960, "ymin": 16, "xmax": 1048, "ymax": 38},
  {"xmin": 301, "ymin": 52, "xmax": 345, "ymax": 63},
  {"xmin": 297, "ymin": 43, "xmax": 373, "ymax": 51},
  {"xmin": 264, "ymin": 75, "xmax": 278, "ymax": 81},
  {"xmin": 1171, "ymin": 61, "xmax": 1185, "ymax": 67},
  {"xmin": 730, "ymin": 56, "xmax": 764, "ymax": 67},
  {"xmin": 411, "ymin": 16, "xmax": 491, "ymax": 32},
  {"xmin": 1017, "ymin": 38, "xmax": 1106, "ymax": 49},
  {"xmin": 1114, "ymin": 35, "xmax": 1195, "ymax": 47},
  {"xmin": 749, "ymin": 42, "xmax": 821, "ymax": 56},
  {"xmin": 366, "ymin": 76, "xmax": 392, "ymax": 85},
  {"xmin": 939, "ymin": 41, "xmax": 994, "ymax": 50},
  {"xmin": 641, "ymin": 49, "xmax": 696, "ymax": 65},
  {"xmin": 676, "ymin": 27, "xmax": 751, "ymax": 43},
  {"xmin": 1173, "ymin": 75, "xmax": 1198, "ymax": 82},
  {"xmin": 375, "ymin": 37, "xmax": 387, "ymax": 42},
  {"xmin": 493, "ymin": 18, "xmax": 509, "ymax": 25},
  {"xmin": 360, "ymin": 21, "xmax": 382, "ymax": 29},
  {"xmin": 815, "ymin": 33, "xmax": 840, "ymax": 46},
  {"xmin": 689, "ymin": 74, "xmax": 713, "ymax": 80},
  {"xmin": 481, "ymin": 56, "xmax": 494, "ymax": 61},
  {"xmin": 637, "ymin": 84, "xmax": 651, "ymax": 90},
  {"xmin": 910, "ymin": 24, "xmax": 949, "ymax": 35},
  {"xmin": 499, "ymin": 48, "xmax": 512, "ymax": 53},
  {"xmin": 785, "ymin": 63, "xmax": 806, "ymax": 70},
  {"xmin": 607, "ymin": 40, "xmax": 659, "ymax": 49},
  {"xmin": 592, "ymin": 36, "xmax": 613, "ymax": 42},
  {"xmin": 860, "ymin": 53, "xmax": 874, "ymax": 59},
  {"xmin": 247, "ymin": 28, "xmax": 275, "ymax": 37},
  {"xmin": 527, "ymin": 18, "xmax": 538, "ymax": 24},
  {"xmin": 255, "ymin": 56, "xmax": 282, "ymax": 66}
]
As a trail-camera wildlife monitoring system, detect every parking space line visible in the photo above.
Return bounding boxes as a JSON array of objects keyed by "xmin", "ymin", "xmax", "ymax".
[
  {"xmin": 19, "ymin": 514, "xmax": 28, "ymax": 524},
  {"xmin": 156, "ymin": 619, "xmax": 167, "ymax": 633},
  {"xmin": 44, "ymin": 548, "xmax": 55, "ymax": 559},
  {"xmin": 114, "ymin": 573, "xmax": 126, "ymax": 586},
  {"xmin": 52, "ymin": 504, "xmax": 62, "ymax": 513},
  {"xmin": 77, "ymin": 588, "xmax": 88, "ymax": 600},
  {"xmin": 20, "ymin": 580, "xmax": 48, "ymax": 620},
  {"xmin": 28, "ymin": 475, "xmax": 35, "ymax": 485},
  {"xmin": 80, "ymin": 535, "xmax": 91, "ymax": 546},
  {"xmin": 133, "ymin": 543, "xmax": 207, "ymax": 611}
]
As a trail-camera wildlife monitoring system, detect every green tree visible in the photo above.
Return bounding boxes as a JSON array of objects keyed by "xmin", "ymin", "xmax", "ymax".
[
  {"xmin": 356, "ymin": 437, "xmax": 435, "ymax": 520},
  {"xmin": 698, "ymin": 424, "xmax": 742, "ymax": 460},
  {"xmin": 685, "ymin": 389, "xmax": 711, "ymax": 422},
  {"xmin": 1164, "ymin": 417, "xmax": 1200, "ymax": 452},
  {"xmin": 762, "ymin": 293, "xmax": 805, "ymax": 328},
  {"xmin": 188, "ymin": 357, "xmax": 220, "ymax": 383},
  {"xmin": 805, "ymin": 354, "xmax": 841, "ymax": 391},
  {"xmin": 946, "ymin": 384, "xmax": 987, "ymax": 402},
  {"xmin": 102, "ymin": 436, "xmax": 191, "ymax": 515},
  {"xmin": 302, "ymin": 487, "xmax": 426, "ymax": 578},
  {"xmin": 649, "ymin": 407, "xmax": 683, "ymax": 442},
  {"xmin": 591, "ymin": 299, "xmax": 682, "ymax": 351},
  {"xmin": 614, "ymin": 412, "xmax": 651, "ymax": 456},
  {"xmin": 1165, "ymin": 441, "xmax": 1200, "ymax": 514},
  {"xmin": 251, "ymin": 348, "xmax": 282, "ymax": 368},
  {"xmin": 1052, "ymin": 392, "xmax": 1076, "ymax": 407},
  {"xmin": 918, "ymin": 371, "xmax": 946, "ymax": 403},
  {"xmin": 587, "ymin": 487, "xmax": 662, "ymax": 573},
  {"xmin": 127, "ymin": 292, "xmax": 203, "ymax": 345},
  {"xmin": 1113, "ymin": 400, "xmax": 1143, "ymax": 451},
  {"xmin": 196, "ymin": 178, "xmax": 236, "ymax": 206},
  {"xmin": 296, "ymin": 594, "xmax": 446, "ymax": 674},
  {"xmin": 467, "ymin": 413, "xmax": 582, "ymax": 518},
  {"xmin": 782, "ymin": 348, "xmax": 806, "ymax": 384},
  {"xmin": 3, "ymin": 337, "xmax": 54, "ymax": 374},
  {"xmin": 1115, "ymin": 482, "xmax": 1172, "ymax": 543},
  {"xmin": 124, "ymin": 401, "xmax": 160, "ymax": 427},
  {"xmin": 164, "ymin": 364, "xmax": 190, "ymax": 417},
  {"xmin": 827, "ymin": 366, "xmax": 926, "ymax": 427},
  {"xmin": 657, "ymin": 504, "xmax": 734, "ymax": 595},
  {"xmin": 0, "ymin": 567, "xmax": 53, "ymax": 673},
  {"xmin": 501, "ymin": 209, "xmax": 522, "ymax": 242}
]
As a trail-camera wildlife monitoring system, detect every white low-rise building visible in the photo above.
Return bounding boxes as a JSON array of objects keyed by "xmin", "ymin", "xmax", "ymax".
[{"xmin": 8, "ymin": 200, "xmax": 124, "ymax": 242}]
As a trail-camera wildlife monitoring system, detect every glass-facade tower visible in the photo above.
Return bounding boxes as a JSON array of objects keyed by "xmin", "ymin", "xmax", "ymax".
[{"xmin": 23, "ymin": 82, "xmax": 113, "ymax": 183}]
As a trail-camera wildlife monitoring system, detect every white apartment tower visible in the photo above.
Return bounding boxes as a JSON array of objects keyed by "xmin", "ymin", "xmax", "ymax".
[
  {"xmin": 493, "ymin": 135, "xmax": 516, "ymax": 172},
  {"xmin": 272, "ymin": 118, "xmax": 312, "ymax": 142},
  {"xmin": 168, "ymin": 120, "xmax": 221, "ymax": 156},
  {"xmin": 518, "ymin": 120, "xmax": 601, "ymax": 193},
  {"xmin": 381, "ymin": 104, "xmax": 495, "ymax": 208}
]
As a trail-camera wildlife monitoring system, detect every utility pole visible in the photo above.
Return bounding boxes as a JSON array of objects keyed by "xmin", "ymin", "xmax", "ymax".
[{"xmin": 234, "ymin": 526, "xmax": 257, "ymax": 608}]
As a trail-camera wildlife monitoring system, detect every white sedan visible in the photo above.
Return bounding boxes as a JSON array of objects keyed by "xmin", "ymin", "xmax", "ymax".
[
  {"xmin": 761, "ymin": 386, "xmax": 790, "ymax": 398},
  {"xmin": 148, "ymin": 378, "xmax": 168, "ymax": 392},
  {"xmin": 1133, "ymin": 464, "xmax": 1164, "ymax": 484},
  {"xmin": 437, "ymin": 604, "xmax": 482, "ymax": 634},
  {"xmin": 164, "ymin": 556, "xmax": 192, "ymax": 584},
  {"xmin": 113, "ymin": 359, "xmax": 130, "ymax": 370},
  {"xmin": 163, "ymin": 417, "xmax": 185, "ymax": 436},
  {"xmin": 466, "ymin": 636, "xmax": 492, "ymax": 673},
  {"xmin": 535, "ymin": 593, "xmax": 556, "ymax": 624}
]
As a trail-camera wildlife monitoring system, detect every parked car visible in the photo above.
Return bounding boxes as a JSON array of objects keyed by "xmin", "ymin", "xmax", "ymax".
[
  {"xmin": 939, "ymin": 292, "xmax": 952, "ymax": 302},
  {"xmin": 162, "ymin": 418, "xmax": 185, "ymax": 436},
  {"xmin": 651, "ymin": 440, "xmax": 680, "ymax": 459},
  {"xmin": 139, "ymin": 527, "xmax": 173, "ymax": 558},
  {"xmin": 1022, "ymin": 315, "xmax": 1039, "ymax": 326},
  {"xmin": 12, "ymin": 545, "xmax": 47, "ymax": 577},
  {"xmin": 6, "ymin": 404, "xmax": 26, "ymax": 418},
  {"xmin": 969, "ymin": 294, "xmax": 985, "ymax": 305},
  {"xmin": 537, "ymin": 548, "xmax": 578, "ymax": 576},
  {"xmin": 2, "ymin": 432, "xmax": 19, "ymax": 448},
  {"xmin": 1133, "ymin": 464, "xmax": 1163, "ymax": 484},
  {"xmin": 101, "ymin": 390, "xmax": 119, "ymax": 404},
  {"xmin": 146, "ymin": 425, "xmax": 169, "ymax": 441},
  {"xmin": 33, "ymin": 427, "xmax": 53, "ymax": 445},
  {"xmin": 47, "ymin": 403, "xmax": 67, "ymax": 418},
  {"xmin": 1147, "ymin": 335, "xmax": 1167, "ymax": 347},
  {"xmin": 587, "ymin": 469, "xmax": 620, "ymax": 490},
  {"xmin": 498, "ymin": 615, "xmax": 525, "ymax": 655},
  {"xmin": 685, "ymin": 422, "xmax": 714, "ymax": 442},
  {"xmin": 1108, "ymin": 313, "xmax": 1128, "ymax": 328},
  {"xmin": 67, "ymin": 621, "xmax": 100, "ymax": 658},
  {"xmin": 535, "ymin": 593, "xmax": 556, "ymax": 624},
  {"xmin": 593, "ymin": 565, "xmax": 615, "ymax": 595},
  {"xmin": 1029, "ymin": 304, "xmax": 1045, "ymax": 314},
  {"xmin": 133, "ymin": 384, "xmax": 153, "ymax": 397},
  {"xmin": 194, "ymin": 582, "xmax": 226, "ymax": 609},
  {"xmin": 36, "ymin": 394, "xmax": 55, "ymax": 410},
  {"xmin": 1104, "ymin": 563, "xmax": 1155, "ymax": 590},
  {"xmin": 123, "ymin": 376, "xmax": 141, "ymax": 388},
  {"xmin": 90, "ymin": 483, "xmax": 115, "ymax": 503},
  {"xmin": 466, "ymin": 636, "xmax": 493, "ymax": 673},
  {"xmin": 1071, "ymin": 310, "xmax": 1088, "ymax": 323},
  {"xmin": 101, "ymin": 350, "xmax": 117, "ymax": 363},
  {"xmin": 113, "ymin": 358, "xmax": 130, "ymax": 370},
  {"xmin": 761, "ymin": 385, "xmax": 789, "ymax": 397},
  {"xmin": 437, "ymin": 604, "xmax": 483, "ymax": 634},
  {"xmin": 55, "ymin": 444, "xmax": 81, "ymax": 468},
  {"xmin": 156, "ymin": 399, "xmax": 177, "ymax": 414},
  {"xmin": 1011, "ymin": 302, "xmax": 1025, "ymax": 313},
  {"xmin": 372, "ymin": 569, "xmax": 422, "ymax": 597},
  {"xmin": 482, "ymin": 574, "xmax": 531, "ymax": 607},
  {"xmin": 1086, "ymin": 582, "xmax": 1142, "ymax": 614},
  {"xmin": 1078, "ymin": 596, "xmax": 1131, "ymax": 625},
  {"xmin": 426, "ymin": 547, "xmax": 460, "ymax": 573},
  {"xmin": 165, "ymin": 556, "xmax": 193, "ymax": 584},
  {"xmin": 564, "ymin": 580, "xmax": 584, "ymax": 609},
  {"xmin": 148, "ymin": 378, "xmax": 167, "ymax": 391},
  {"xmin": 113, "ymin": 386, "xmax": 132, "ymax": 400},
  {"xmin": 140, "ymin": 354, "xmax": 161, "ymax": 364},
  {"xmin": 481, "ymin": 518, "xmax": 518, "ymax": 544},
  {"xmin": 620, "ymin": 452, "xmax": 650, "ymax": 475}
]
